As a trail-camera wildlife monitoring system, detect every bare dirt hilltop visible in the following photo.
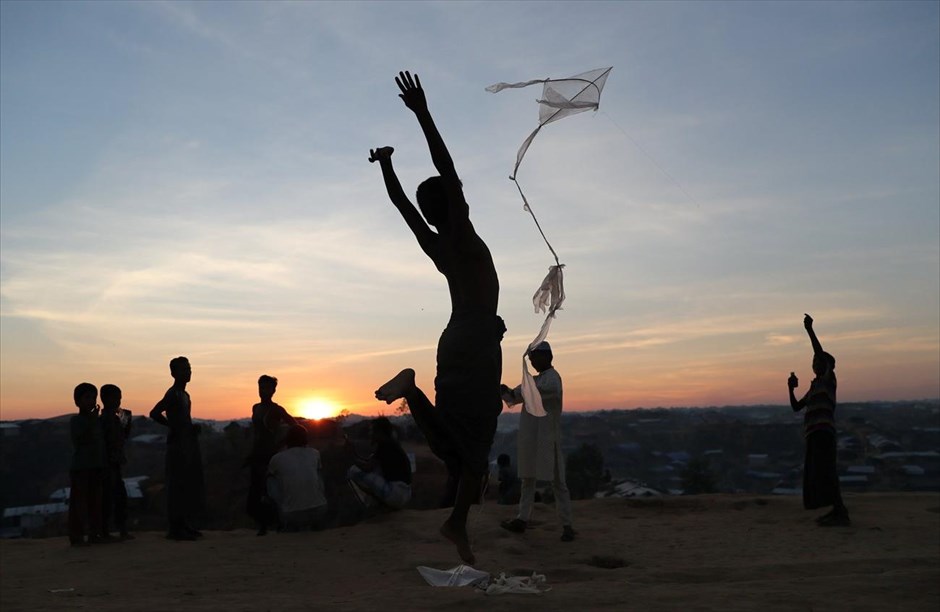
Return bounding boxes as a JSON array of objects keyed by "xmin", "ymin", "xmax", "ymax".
[{"xmin": 2, "ymin": 492, "xmax": 938, "ymax": 611}]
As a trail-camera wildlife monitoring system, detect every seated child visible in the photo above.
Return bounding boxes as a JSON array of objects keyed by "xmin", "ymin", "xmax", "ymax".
[{"xmin": 346, "ymin": 417, "xmax": 412, "ymax": 510}]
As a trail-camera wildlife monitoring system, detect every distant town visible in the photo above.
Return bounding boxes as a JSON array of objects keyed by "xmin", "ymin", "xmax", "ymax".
[{"xmin": 2, "ymin": 400, "xmax": 938, "ymax": 538}]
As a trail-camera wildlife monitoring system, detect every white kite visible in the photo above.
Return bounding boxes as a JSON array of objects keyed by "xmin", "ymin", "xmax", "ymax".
[{"xmin": 487, "ymin": 67, "xmax": 612, "ymax": 417}]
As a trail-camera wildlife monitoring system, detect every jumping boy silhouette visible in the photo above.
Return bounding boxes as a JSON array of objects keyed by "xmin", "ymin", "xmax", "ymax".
[{"xmin": 371, "ymin": 71, "xmax": 505, "ymax": 565}]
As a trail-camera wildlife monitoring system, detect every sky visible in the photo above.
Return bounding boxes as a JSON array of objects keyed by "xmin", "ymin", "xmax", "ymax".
[{"xmin": 1, "ymin": 1, "xmax": 938, "ymax": 421}]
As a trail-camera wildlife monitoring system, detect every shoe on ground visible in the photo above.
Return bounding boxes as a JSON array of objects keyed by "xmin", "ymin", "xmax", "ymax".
[
  {"xmin": 561, "ymin": 526, "xmax": 576, "ymax": 542},
  {"xmin": 500, "ymin": 518, "xmax": 527, "ymax": 533}
]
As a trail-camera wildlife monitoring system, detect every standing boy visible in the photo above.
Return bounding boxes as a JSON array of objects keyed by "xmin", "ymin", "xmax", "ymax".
[
  {"xmin": 788, "ymin": 314, "xmax": 849, "ymax": 526},
  {"xmin": 69, "ymin": 382, "xmax": 105, "ymax": 546},
  {"xmin": 500, "ymin": 341, "xmax": 575, "ymax": 541},
  {"xmin": 150, "ymin": 356, "xmax": 207, "ymax": 540},
  {"xmin": 100, "ymin": 383, "xmax": 133, "ymax": 539},
  {"xmin": 247, "ymin": 375, "xmax": 296, "ymax": 535}
]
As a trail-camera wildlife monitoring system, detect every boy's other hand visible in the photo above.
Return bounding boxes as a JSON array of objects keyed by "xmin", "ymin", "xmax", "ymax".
[{"xmin": 788, "ymin": 372, "xmax": 799, "ymax": 389}]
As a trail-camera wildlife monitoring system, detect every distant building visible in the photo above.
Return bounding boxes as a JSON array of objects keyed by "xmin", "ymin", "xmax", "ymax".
[
  {"xmin": 5, "ymin": 477, "xmax": 149, "ymax": 539},
  {"xmin": 1, "ymin": 503, "xmax": 68, "ymax": 538}
]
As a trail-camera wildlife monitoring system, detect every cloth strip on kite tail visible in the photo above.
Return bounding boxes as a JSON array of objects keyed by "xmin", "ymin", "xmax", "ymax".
[{"xmin": 486, "ymin": 66, "xmax": 612, "ymax": 417}]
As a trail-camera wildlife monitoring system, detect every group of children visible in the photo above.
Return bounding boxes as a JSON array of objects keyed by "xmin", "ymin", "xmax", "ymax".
[
  {"xmin": 68, "ymin": 382, "xmax": 133, "ymax": 546},
  {"xmin": 245, "ymin": 374, "xmax": 414, "ymax": 535}
]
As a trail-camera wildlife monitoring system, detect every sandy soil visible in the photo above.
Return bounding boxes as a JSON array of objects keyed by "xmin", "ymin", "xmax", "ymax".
[{"xmin": 2, "ymin": 492, "xmax": 938, "ymax": 611}]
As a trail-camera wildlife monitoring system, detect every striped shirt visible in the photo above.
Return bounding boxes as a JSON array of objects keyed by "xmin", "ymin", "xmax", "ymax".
[{"xmin": 801, "ymin": 370, "xmax": 837, "ymax": 437}]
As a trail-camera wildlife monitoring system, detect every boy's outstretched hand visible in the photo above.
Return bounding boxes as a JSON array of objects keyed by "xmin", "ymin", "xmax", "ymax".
[
  {"xmin": 803, "ymin": 313, "xmax": 814, "ymax": 330},
  {"xmin": 396, "ymin": 71, "xmax": 428, "ymax": 114},
  {"xmin": 368, "ymin": 146, "xmax": 394, "ymax": 163}
]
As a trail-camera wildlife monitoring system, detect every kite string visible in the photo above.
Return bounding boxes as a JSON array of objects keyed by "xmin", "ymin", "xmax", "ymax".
[
  {"xmin": 511, "ymin": 177, "xmax": 561, "ymax": 268},
  {"xmin": 600, "ymin": 110, "xmax": 700, "ymax": 208}
]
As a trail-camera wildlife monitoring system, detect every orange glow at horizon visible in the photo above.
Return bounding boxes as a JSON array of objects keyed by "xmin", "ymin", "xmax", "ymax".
[{"xmin": 294, "ymin": 397, "xmax": 341, "ymax": 421}]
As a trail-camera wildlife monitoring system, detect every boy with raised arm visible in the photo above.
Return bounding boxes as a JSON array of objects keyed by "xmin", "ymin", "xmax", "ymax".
[
  {"xmin": 370, "ymin": 71, "xmax": 505, "ymax": 565},
  {"xmin": 787, "ymin": 314, "xmax": 849, "ymax": 526}
]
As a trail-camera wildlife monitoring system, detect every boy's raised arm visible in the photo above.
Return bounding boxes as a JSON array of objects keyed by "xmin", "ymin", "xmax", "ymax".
[
  {"xmin": 395, "ymin": 71, "xmax": 469, "ymax": 224},
  {"xmin": 804, "ymin": 313, "xmax": 824, "ymax": 356}
]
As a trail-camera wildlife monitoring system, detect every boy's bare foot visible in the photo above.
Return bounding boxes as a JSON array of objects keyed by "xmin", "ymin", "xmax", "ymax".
[
  {"xmin": 440, "ymin": 519, "xmax": 475, "ymax": 566},
  {"xmin": 375, "ymin": 369, "xmax": 416, "ymax": 404}
]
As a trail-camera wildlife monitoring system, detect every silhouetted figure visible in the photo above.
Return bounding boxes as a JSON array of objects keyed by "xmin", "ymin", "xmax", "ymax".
[
  {"xmin": 788, "ymin": 314, "xmax": 849, "ymax": 526},
  {"xmin": 371, "ymin": 71, "xmax": 505, "ymax": 564},
  {"xmin": 150, "ymin": 356, "xmax": 206, "ymax": 540},
  {"xmin": 496, "ymin": 453, "xmax": 520, "ymax": 505},
  {"xmin": 345, "ymin": 417, "xmax": 413, "ymax": 510},
  {"xmin": 266, "ymin": 424, "xmax": 327, "ymax": 531},
  {"xmin": 246, "ymin": 374, "xmax": 296, "ymax": 535},
  {"xmin": 500, "ymin": 342, "xmax": 575, "ymax": 542},
  {"xmin": 68, "ymin": 382, "xmax": 106, "ymax": 546},
  {"xmin": 100, "ymin": 384, "xmax": 133, "ymax": 540}
]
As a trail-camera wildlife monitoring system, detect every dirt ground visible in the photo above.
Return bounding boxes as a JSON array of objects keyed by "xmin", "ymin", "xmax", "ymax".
[{"xmin": 2, "ymin": 492, "xmax": 938, "ymax": 611}]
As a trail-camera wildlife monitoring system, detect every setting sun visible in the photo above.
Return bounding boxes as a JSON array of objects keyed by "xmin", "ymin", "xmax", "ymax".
[{"xmin": 296, "ymin": 397, "xmax": 340, "ymax": 421}]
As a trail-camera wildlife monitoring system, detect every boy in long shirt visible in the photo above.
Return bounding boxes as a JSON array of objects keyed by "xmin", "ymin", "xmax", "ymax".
[
  {"xmin": 500, "ymin": 342, "xmax": 575, "ymax": 542},
  {"xmin": 150, "ymin": 356, "xmax": 207, "ymax": 540},
  {"xmin": 788, "ymin": 314, "xmax": 849, "ymax": 527}
]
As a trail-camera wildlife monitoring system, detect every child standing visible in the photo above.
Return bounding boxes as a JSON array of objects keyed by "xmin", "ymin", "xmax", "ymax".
[
  {"xmin": 100, "ymin": 384, "xmax": 133, "ymax": 539},
  {"xmin": 69, "ymin": 382, "xmax": 106, "ymax": 546},
  {"xmin": 788, "ymin": 314, "xmax": 850, "ymax": 527}
]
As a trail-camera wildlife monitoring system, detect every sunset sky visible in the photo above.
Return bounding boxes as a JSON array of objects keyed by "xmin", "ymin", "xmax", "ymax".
[{"xmin": 2, "ymin": 1, "xmax": 938, "ymax": 421}]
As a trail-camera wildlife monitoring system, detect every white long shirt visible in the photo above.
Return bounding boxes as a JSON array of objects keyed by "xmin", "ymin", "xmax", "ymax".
[{"xmin": 507, "ymin": 367, "xmax": 565, "ymax": 481}]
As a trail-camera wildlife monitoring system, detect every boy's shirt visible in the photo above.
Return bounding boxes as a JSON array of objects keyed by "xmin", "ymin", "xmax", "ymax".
[
  {"xmin": 70, "ymin": 411, "xmax": 105, "ymax": 471},
  {"xmin": 101, "ymin": 409, "xmax": 129, "ymax": 465},
  {"xmin": 801, "ymin": 370, "xmax": 837, "ymax": 437}
]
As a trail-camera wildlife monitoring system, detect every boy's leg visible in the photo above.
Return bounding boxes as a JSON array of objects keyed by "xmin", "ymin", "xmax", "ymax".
[
  {"xmin": 68, "ymin": 470, "xmax": 87, "ymax": 545},
  {"xmin": 377, "ymin": 369, "xmax": 461, "ymax": 469},
  {"xmin": 114, "ymin": 468, "xmax": 129, "ymax": 536},
  {"xmin": 100, "ymin": 467, "xmax": 113, "ymax": 537},
  {"xmin": 87, "ymin": 470, "xmax": 104, "ymax": 541},
  {"xmin": 552, "ymin": 457, "xmax": 575, "ymax": 541},
  {"xmin": 517, "ymin": 477, "xmax": 537, "ymax": 522},
  {"xmin": 821, "ymin": 434, "xmax": 850, "ymax": 525},
  {"xmin": 440, "ymin": 464, "xmax": 483, "ymax": 565},
  {"xmin": 553, "ymin": 453, "xmax": 574, "ymax": 527}
]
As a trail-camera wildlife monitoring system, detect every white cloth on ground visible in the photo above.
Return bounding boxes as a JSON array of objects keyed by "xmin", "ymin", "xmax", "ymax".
[
  {"xmin": 485, "ymin": 572, "xmax": 551, "ymax": 595},
  {"xmin": 417, "ymin": 565, "xmax": 490, "ymax": 587}
]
